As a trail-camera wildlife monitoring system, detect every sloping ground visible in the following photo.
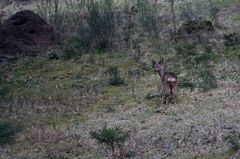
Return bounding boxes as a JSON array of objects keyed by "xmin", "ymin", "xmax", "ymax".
[
  {"xmin": 216, "ymin": 2, "xmax": 240, "ymax": 32},
  {"xmin": 0, "ymin": 1, "xmax": 239, "ymax": 159},
  {"xmin": 67, "ymin": 65, "xmax": 239, "ymax": 159},
  {"xmin": 0, "ymin": 51, "xmax": 239, "ymax": 159}
]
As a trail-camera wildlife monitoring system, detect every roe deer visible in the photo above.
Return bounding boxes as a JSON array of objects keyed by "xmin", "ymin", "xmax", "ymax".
[{"xmin": 152, "ymin": 58, "xmax": 177, "ymax": 104}]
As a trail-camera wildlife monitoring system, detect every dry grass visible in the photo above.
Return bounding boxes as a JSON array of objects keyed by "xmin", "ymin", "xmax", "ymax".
[
  {"xmin": 0, "ymin": 52, "xmax": 239, "ymax": 159},
  {"xmin": 0, "ymin": 0, "xmax": 240, "ymax": 159}
]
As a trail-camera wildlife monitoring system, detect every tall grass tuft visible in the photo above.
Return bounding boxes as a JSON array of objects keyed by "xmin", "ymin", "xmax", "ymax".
[{"xmin": 106, "ymin": 65, "xmax": 125, "ymax": 86}]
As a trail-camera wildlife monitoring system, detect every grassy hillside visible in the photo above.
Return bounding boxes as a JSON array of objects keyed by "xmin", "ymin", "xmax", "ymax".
[
  {"xmin": 0, "ymin": 0, "xmax": 240, "ymax": 159},
  {"xmin": 0, "ymin": 50, "xmax": 239, "ymax": 159}
]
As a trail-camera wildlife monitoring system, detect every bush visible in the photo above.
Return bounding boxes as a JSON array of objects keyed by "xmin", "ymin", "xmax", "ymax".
[
  {"xmin": 0, "ymin": 120, "xmax": 21, "ymax": 145},
  {"xmin": 90, "ymin": 125, "xmax": 129, "ymax": 158},
  {"xmin": 198, "ymin": 67, "xmax": 217, "ymax": 92},
  {"xmin": 224, "ymin": 33, "xmax": 240, "ymax": 47},
  {"xmin": 144, "ymin": 93, "xmax": 160, "ymax": 100},
  {"xmin": 48, "ymin": 52, "xmax": 59, "ymax": 60},
  {"xmin": 106, "ymin": 66, "xmax": 125, "ymax": 86},
  {"xmin": 225, "ymin": 130, "xmax": 240, "ymax": 152},
  {"xmin": 177, "ymin": 80, "xmax": 195, "ymax": 91},
  {"xmin": 61, "ymin": 37, "xmax": 87, "ymax": 59}
]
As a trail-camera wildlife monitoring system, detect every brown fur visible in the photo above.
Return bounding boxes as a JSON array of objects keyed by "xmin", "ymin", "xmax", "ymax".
[{"xmin": 152, "ymin": 58, "xmax": 178, "ymax": 104}]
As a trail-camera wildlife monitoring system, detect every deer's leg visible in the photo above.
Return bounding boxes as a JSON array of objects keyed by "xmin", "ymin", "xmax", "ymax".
[
  {"xmin": 168, "ymin": 95, "xmax": 172, "ymax": 104},
  {"xmin": 171, "ymin": 94, "xmax": 175, "ymax": 104},
  {"xmin": 172, "ymin": 92, "xmax": 177, "ymax": 104},
  {"xmin": 171, "ymin": 95, "xmax": 174, "ymax": 104},
  {"xmin": 169, "ymin": 90, "xmax": 174, "ymax": 104},
  {"xmin": 163, "ymin": 95, "xmax": 167, "ymax": 104},
  {"xmin": 161, "ymin": 93, "xmax": 165, "ymax": 105},
  {"xmin": 172, "ymin": 86, "xmax": 177, "ymax": 104},
  {"xmin": 162, "ymin": 89, "xmax": 168, "ymax": 105},
  {"xmin": 162, "ymin": 83, "xmax": 169, "ymax": 104},
  {"xmin": 169, "ymin": 83, "xmax": 177, "ymax": 104}
]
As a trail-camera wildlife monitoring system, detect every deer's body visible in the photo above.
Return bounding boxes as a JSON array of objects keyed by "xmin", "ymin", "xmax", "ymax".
[
  {"xmin": 161, "ymin": 72, "xmax": 177, "ymax": 96},
  {"xmin": 153, "ymin": 58, "xmax": 177, "ymax": 104}
]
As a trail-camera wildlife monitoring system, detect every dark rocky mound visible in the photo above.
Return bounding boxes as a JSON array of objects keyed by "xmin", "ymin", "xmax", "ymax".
[
  {"xmin": 0, "ymin": 10, "xmax": 55, "ymax": 57},
  {"xmin": 177, "ymin": 19, "xmax": 214, "ymax": 38}
]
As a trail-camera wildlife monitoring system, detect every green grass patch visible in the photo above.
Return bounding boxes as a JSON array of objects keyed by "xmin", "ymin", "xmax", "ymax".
[
  {"xmin": 42, "ymin": 118, "xmax": 70, "ymax": 126},
  {"xmin": 0, "ymin": 55, "xmax": 106, "ymax": 102}
]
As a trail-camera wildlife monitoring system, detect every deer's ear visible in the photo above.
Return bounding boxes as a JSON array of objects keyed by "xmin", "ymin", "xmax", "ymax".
[
  {"xmin": 152, "ymin": 60, "xmax": 156, "ymax": 68},
  {"xmin": 159, "ymin": 57, "xmax": 164, "ymax": 64}
]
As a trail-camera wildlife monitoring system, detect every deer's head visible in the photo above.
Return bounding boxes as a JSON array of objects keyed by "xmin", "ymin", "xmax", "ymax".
[{"xmin": 152, "ymin": 58, "xmax": 165, "ymax": 78}]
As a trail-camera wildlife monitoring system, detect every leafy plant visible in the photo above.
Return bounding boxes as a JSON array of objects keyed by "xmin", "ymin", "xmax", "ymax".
[
  {"xmin": 145, "ymin": 93, "xmax": 160, "ymax": 100},
  {"xmin": 90, "ymin": 125, "xmax": 129, "ymax": 158},
  {"xmin": 224, "ymin": 33, "xmax": 240, "ymax": 47},
  {"xmin": 177, "ymin": 80, "xmax": 195, "ymax": 91},
  {"xmin": 106, "ymin": 66, "xmax": 125, "ymax": 86},
  {"xmin": 198, "ymin": 66, "xmax": 217, "ymax": 92},
  {"xmin": 48, "ymin": 52, "xmax": 59, "ymax": 60},
  {"xmin": 60, "ymin": 37, "xmax": 89, "ymax": 59}
]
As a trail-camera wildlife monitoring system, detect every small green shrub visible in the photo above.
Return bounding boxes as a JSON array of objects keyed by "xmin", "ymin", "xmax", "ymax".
[
  {"xmin": 90, "ymin": 125, "xmax": 129, "ymax": 145},
  {"xmin": 224, "ymin": 33, "xmax": 240, "ymax": 47},
  {"xmin": 124, "ymin": 150, "xmax": 136, "ymax": 158},
  {"xmin": 0, "ymin": 120, "xmax": 21, "ymax": 145},
  {"xmin": 144, "ymin": 93, "xmax": 160, "ymax": 100},
  {"xmin": 106, "ymin": 66, "xmax": 125, "ymax": 86},
  {"xmin": 104, "ymin": 105, "xmax": 116, "ymax": 113},
  {"xmin": 198, "ymin": 67, "xmax": 217, "ymax": 92},
  {"xmin": 225, "ymin": 130, "xmax": 240, "ymax": 152},
  {"xmin": 90, "ymin": 125, "xmax": 129, "ymax": 158},
  {"xmin": 178, "ymin": 80, "xmax": 195, "ymax": 91},
  {"xmin": 61, "ymin": 37, "xmax": 88, "ymax": 59},
  {"xmin": 48, "ymin": 52, "xmax": 59, "ymax": 60}
]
